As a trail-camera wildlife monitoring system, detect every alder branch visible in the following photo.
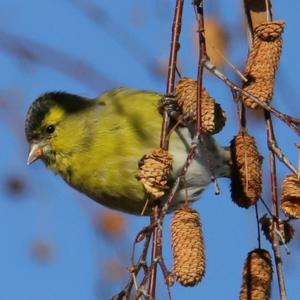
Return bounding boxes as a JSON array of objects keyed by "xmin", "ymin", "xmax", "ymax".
[
  {"xmin": 204, "ymin": 59, "xmax": 300, "ymax": 136},
  {"xmin": 161, "ymin": 0, "xmax": 184, "ymax": 150},
  {"xmin": 265, "ymin": 111, "xmax": 288, "ymax": 300},
  {"xmin": 268, "ymin": 138, "xmax": 298, "ymax": 175},
  {"xmin": 147, "ymin": 1, "xmax": 185, "ymax": 299},
  {"xmin": 193, "ymin": 0, "xmax": 206, "ymax": 135}
]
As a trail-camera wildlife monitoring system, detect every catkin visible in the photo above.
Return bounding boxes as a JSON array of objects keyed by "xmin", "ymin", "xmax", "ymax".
[
  {"xmin": 175, "ymin": 77, "xmax": 226, "ymax": 134},
  {"xmin": 242, "ymin": 21, "xmax": 284, "ymax": 109},
  {"xmin": 137, "ymin": 148, "xmax": 172, "ymax": 199},
  {"xmin": 230, "ymin": 130, "xmax": 262, "ymax": 208},
  {"xmin": 281, "ymin": 173, "xmax": 300, "ymax": 218},
  {"xmin": 260, "ymin": 215, "xmax": 294, "ymax": 245},
  {"xmin": 239, "ymin": 249, "xmax": 273, "ymax": 300},
  {"xmin": 171, "ymin": 207, "xmax": 205, "ymax": 286}
]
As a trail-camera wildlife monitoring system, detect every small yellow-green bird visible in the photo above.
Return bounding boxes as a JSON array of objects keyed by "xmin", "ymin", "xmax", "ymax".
[{"xmin": 25, "ymin": 88, "xmax": 231, "ymax": 215}]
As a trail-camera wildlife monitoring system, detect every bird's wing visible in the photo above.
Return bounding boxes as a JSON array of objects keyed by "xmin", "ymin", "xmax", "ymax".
[
  {"xmin": 95, "ymin": 87, "xmax": 161, "ymax": 104},
  {"xmin": 78, "ymin": 87, "xmax": 164, "ymax": 213}
]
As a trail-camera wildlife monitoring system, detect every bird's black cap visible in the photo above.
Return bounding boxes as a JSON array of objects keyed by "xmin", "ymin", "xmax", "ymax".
[{"xmin": 25, "ymin": 92, "xmax": 91, "ymax": 142}]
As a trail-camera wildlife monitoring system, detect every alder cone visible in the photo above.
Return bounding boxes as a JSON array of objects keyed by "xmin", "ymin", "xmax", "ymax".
[
  {"xmin": 242, "ymin": 21, "xmax": 284, "ymax": 109},
  {"xmin": 137, "ymin": 148, "xmax": 172, "ymax": 199},
  {"xmin": 260, "ymin": 216, "xmax": 294, "ymax": 245},
  {"xmin": 230, "ymin": 130, "xmax": 262, "ymax": 208},
  {"xmin": 171, "ymin": 207, "xmax": 205, "ymax": 286},
  {"xmin": 281, "ymin": 174, "xmax": 300, "ymax": 218},
  {"xmin": 175, "ymin": 77, "xmax": 226, "ymax": 134},
  {"xmin": 239, "ymin": 249, "xmax": 273, "ymax": 300}
]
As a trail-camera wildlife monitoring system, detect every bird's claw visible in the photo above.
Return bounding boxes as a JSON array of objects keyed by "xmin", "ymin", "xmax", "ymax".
[{"xmin": 158, "ymin": 94, "xmax": 182, "ymax": 120}]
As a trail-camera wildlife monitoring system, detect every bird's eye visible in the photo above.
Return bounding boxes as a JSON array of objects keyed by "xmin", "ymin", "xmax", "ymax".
[{"xmin": 46, "ymin": 125, "xmax": 55, "ymax": 134}]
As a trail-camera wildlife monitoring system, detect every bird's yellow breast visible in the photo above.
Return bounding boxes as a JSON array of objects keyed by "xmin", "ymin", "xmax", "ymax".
[{"xmin": 49, "ymin": 89, "xmax": 167, "ymax": 214}]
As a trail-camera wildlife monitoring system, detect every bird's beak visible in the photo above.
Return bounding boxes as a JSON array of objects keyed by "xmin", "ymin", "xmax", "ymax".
[{"xmin": 27, "ymin": 143, "xmax": 44, "ymax": 165}]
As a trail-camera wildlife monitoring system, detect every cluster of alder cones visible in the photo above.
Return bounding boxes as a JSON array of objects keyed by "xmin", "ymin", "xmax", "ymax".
[
  {"xmin": 137, "ymin": 75, "xmax": 227, "ymax": 286},
  {"xmin": 137, "ymin": 19, "xmax": 300, "ymax": 296}
]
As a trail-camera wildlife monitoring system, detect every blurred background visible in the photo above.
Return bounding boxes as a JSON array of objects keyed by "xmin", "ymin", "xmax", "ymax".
[{"xmin": 0, "ymin": 0, "xmax": 299, "ymax": 299}]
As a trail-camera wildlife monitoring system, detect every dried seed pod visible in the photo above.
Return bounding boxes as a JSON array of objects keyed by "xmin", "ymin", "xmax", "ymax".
[
  {"xmin": 239, "ymin": 249, "xmax": 273, "ymax": 300},
  {"xmin": 175, "ymin": 77, "xmax": 226, "ymax": 134},
  {"xmin": 171, "ymin": 207, "xmax": 205, "ymax": 286},
  {"xmin": 281, "ymin": 174, "xmax": 300, "ymax": 218},
  {"xmin": 230, "ymin": 130, "xmax": 262, "ymax": 208},
  {"xmin": 242, "ymin": 21, "xmax": 284, "ymax": 109},
  {"xmin": 260, "ymin": 215, "xmax": 294, "ymax": 245},
  {"xmin": 137, "ymin": 148, "xmax": 172, "ymax": 199}
]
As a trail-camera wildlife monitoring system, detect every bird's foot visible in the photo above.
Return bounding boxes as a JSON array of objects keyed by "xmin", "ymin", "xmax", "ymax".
[{"xmin": 158, "ymin": 94, "xmax": 182, "ymax": 121}]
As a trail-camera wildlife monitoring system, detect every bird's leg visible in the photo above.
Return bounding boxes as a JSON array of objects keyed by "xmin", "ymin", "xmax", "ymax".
[{"xmin": 158, "ymin": 94, "xmax": 182, "ymax": 121}]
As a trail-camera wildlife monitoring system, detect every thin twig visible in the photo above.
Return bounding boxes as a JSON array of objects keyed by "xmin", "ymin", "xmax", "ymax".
[
  {"xmin": 267, "ymin": 133, "xmax": 298, "ymax": 175},
  {"xmin": 160, "ymin": 132, "xmax": 211, "ymax": 218},
  {"xmin": 161, "ymin": 176, "xmax": 181, "ymax": 217},
  {"xmin": 205, "ymin": 38, "xmax": 248, "ymax": 82},
  {"xmin": 144, "ymin": 1, "xmax": 185, "ymax": 298},
  {"xmin": 158, "ymin": 258, "xmax": 174, "ymax": 300},
  {"xmin": 193, "ymin": 3, "xmax": 222, "ymax": 194},
  {"xmin": 265, "ymin": 0, "xmax": 272, "ymax": 21},
  {"xmin": 255, "ymin": 204, "xmax": 262, "ymax": 249},
  {"xmin": 194, "ymin": 2, "xmax": 223, "ymax": 190},
  {"xmin": 274, "ymin": 227, "xmax": 291, "ymax": 255},
  {"xmin": 204, "ymin": 59, "xmax": 300, "ymax": 136},
  {"xmin": 159, "ymin": 138, "xmax": 199, "ymax": 220},
  {"xmin": 112, "ymin": 230, "xmax": 151, "ymax": 300},
  {"xmin": 160, "ymin": 0, "xmax": 184, "ymax": 150},
  {"xmin": 193, "ymin": 0, "xmax": 206, "ymax": 135},
  {"xmin": 147, "ymin": 207, "xmax": 160, "ymax": 298},
  {"xmin": 265, "ymin": 111, "xmax": 288, "ymax": 300},
  {"xmin": 260, "ymin": 197, "xmax": 273, "ymax": 216}
]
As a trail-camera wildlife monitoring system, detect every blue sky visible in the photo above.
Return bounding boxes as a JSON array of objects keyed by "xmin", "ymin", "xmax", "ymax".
[{"xmin": 0, "ymin": 1, "xmax": 299, "ymax": 299}]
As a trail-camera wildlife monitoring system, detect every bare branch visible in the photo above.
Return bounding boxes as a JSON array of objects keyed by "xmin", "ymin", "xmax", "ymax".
[{"xmin": 204, "ymin": 59, "xmax": 300, "ymax": 135}]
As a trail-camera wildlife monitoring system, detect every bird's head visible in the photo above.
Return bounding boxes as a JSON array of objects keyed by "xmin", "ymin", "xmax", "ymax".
[{"xmin": 25, "ymin": 92, "xmax": 92, "ymax": 166}]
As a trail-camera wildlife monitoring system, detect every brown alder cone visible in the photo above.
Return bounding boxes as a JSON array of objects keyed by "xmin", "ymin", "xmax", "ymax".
[
  {"xmin": 137, "ymin": 148, "xmax": 172, "ymax": 199},
  {"xmin": 260, "ymin": 215, "xmax": 294, "ymax": 245},
  {"xmin": 230, "ymin": 130, "xmax": 262, "ymax": 208},
  {"xmin": 171, "ymin": 207, "xmax": 205, "ymax": 286},
  {"xmin": 239, "ymin": 249, "xmax": 273, "ymax": 300},
  {"xmin": 175, "ymin": 77, "xmax": 226, "ymax": 134},
  {"xmin": 281, "ymin": 173, "xmax": 300, "ymax": 218},
  {"xmin": 242, "ymin": 20, "xmax": 285, "ymax": 109}
]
